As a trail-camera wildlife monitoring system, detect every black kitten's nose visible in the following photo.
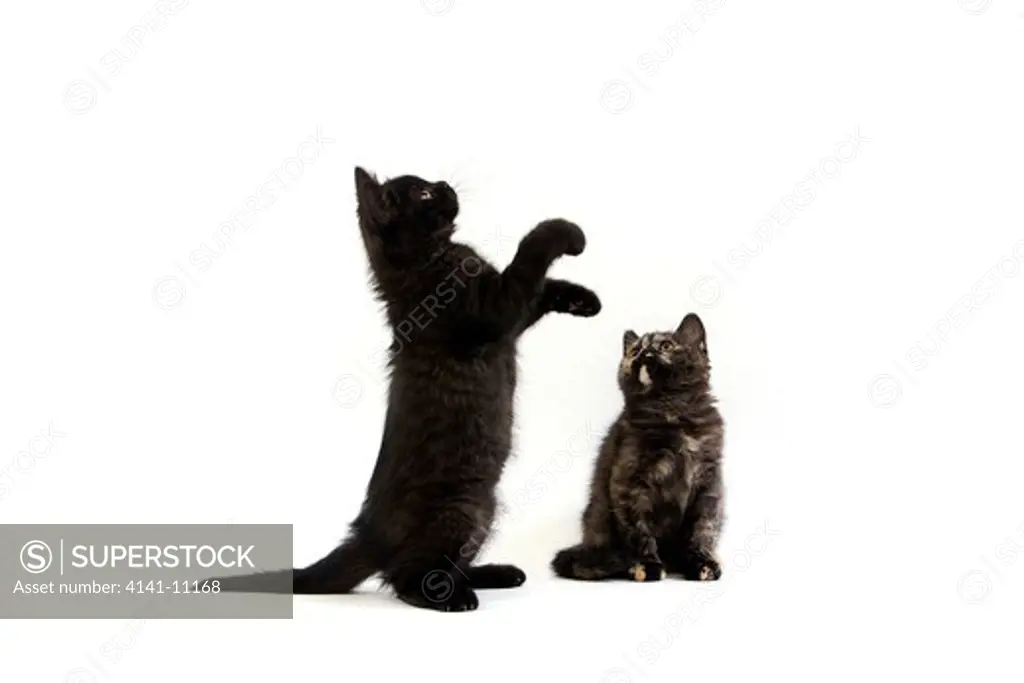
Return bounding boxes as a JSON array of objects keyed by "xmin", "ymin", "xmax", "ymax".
[{"xmin": 436, "ymin": 182, "xmax": 456, "ymax": 201}]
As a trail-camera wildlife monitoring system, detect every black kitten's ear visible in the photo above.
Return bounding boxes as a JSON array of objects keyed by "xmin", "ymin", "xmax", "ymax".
[
  {"xmin": 622, "ymin": 330, "xmax": 639, "ymax": 354},
  {"xmin": 675, "ymin": 313, "xmax": 706, "ymax": 352},
  {"xmin": 354, "ymin": 166, "xmax": 386, "ymax": 218},
  {"xmin": 354, "ymin": 166, "xmax": 378, "ymax": 196}
]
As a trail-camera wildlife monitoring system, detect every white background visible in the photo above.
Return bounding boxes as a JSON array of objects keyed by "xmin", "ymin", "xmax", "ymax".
[{"xmin": 2, "ymin": 0, "xmax": 1023, "ymax": 680}]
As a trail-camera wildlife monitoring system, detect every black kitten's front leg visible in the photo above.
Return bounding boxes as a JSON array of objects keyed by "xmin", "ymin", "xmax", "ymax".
[
  {"xmin": 503, "ymin": 219, "xmax": 585, "ymax": 294},
  {"xmin": 518, "ymin": 278, "xmax": 601, "ymax": 333},
  {"xmin": 482, "ymin": 218, "xmax": 589, "ymax": 334},
  {"xmin": 540, "ymin": 279, "xmax": 602, "ymax": 316}
]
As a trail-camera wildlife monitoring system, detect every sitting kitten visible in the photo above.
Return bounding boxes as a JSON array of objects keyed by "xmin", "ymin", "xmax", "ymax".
[
  {"xmin": 211, "ymin": 167, "xmax": 601, "ymax": 611},
  {"xmin": 552, "ymin": 313, "xmax": 725, "ymax": 582}
]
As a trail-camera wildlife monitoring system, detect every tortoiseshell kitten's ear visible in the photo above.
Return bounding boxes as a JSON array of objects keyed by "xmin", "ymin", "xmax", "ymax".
[
  {"xmin": 675, "ymin": 313, "xmax": 706, "ymax": 354},
  {"xmin": 622, "ymin": 330, "xmax": 639, "ymax": 354},
  {"xmin": 354, "ymin": 166, "xmax": 391, "ymax": 223}
]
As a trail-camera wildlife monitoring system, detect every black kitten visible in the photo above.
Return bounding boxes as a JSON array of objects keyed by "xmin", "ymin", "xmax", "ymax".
[
  {"xmin": 551, "ymin": 314, "xmax": 725, "ymax": 583},
  {"xmin": 210, "ymin": 167, "xmax": 600, "ymax": 611}
]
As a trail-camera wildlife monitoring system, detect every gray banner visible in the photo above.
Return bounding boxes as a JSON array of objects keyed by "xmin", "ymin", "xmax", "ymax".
[{"xmin": 0, "ymin": 524, "xmax": 293, "ymax": 618}]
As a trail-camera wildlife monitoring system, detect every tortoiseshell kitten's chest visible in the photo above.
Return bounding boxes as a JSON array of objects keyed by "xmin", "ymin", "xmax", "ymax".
[{"xmin": 615, "ymin": 423, "xmax": 711, "ymax": 536}]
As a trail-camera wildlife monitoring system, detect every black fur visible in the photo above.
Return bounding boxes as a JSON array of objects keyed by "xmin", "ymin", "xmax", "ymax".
[{"xmin": 207, "ymin": 167, "xmax": 599, "ymax": 611}]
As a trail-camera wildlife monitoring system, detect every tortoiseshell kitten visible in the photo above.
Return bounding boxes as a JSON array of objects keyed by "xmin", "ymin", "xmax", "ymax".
[
  {"xmin": 552, "ymin": 313, "xmax": 725, "ymax": 582},
  {"xmin": 209, "ymin": 167, "xmax": 600, "ymax": 612}
]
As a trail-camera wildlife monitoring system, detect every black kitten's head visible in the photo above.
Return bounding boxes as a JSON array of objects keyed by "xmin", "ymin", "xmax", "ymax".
[
  {"xmin": 354, "ymin": 166, "xmax": 458, "ymax": 262},
  {"xmin": 618, "ymin": 313, "xmax": 710, "ymax": 398}
]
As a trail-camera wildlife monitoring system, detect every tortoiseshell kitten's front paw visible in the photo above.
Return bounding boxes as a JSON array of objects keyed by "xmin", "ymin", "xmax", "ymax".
[
  {"xmin": 678, "ymin": 553, "xmax": 722, "ymax": 581},
  {"xmin": 542, "ymin": 279, "xmax": 601, "ymax": 317},
  {"xmin": 628, "ymin": 559, "xmax": 666, "ymax": 582}
]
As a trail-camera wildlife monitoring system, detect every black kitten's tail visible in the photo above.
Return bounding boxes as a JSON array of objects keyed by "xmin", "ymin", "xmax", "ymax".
[
  {"xmin": 211, "ymin": 534, "xmax": 376, "ymax": 595},
  {"xmin": 552, "ymin": 544, "xmax": 660, "ymax": 581}
]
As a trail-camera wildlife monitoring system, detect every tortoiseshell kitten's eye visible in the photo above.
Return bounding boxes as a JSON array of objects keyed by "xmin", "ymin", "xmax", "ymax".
[{"xmin": 659, "ymin": 340, "xmax": 673, "ymax": 352}]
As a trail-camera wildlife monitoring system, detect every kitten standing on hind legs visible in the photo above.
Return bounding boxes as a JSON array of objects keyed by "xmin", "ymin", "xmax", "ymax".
[
  {"xmin": 205, "ymin": 167, "xmax": 601, "ymax": 612},
  {"xmin": 552, "ymin": 313, "xmax": 725, "ymax": 583}
]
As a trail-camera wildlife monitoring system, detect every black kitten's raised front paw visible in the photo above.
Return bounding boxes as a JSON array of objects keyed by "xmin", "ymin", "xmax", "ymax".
[
  {"xmin": 467, "ymin": 563, "xmax": 527, "ymax": 589},
  {"xmin": 627, "ymin": 559, "xmax": 665, "ymax": 582},
  {"xmin": 533, "ymin": 218, "xmax": 586, "ymax": 256},
  {"xmin": 397, "ymin": 571, "xmax": 480, "ymax": 612},
  {"xmin": 543, "ymin": 280, "xmax": 602, "ymax": 317},
  {"xmin": 679, "ymin": 554, "xmax": 722, "ymax": 581}
]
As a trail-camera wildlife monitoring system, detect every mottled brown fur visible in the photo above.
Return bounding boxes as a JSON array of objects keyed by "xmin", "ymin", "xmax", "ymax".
[{"xmin": 552, "ymin": 313, "xmax": 726, "ymax": 582}]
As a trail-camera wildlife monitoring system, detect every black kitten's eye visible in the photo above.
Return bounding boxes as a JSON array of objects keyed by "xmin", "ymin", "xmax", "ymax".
[{"xmin": 418, "ymin": 188, "xmax": 433, "ymax": 200}]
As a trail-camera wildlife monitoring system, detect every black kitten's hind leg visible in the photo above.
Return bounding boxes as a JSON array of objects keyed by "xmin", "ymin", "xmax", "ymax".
[
  {"xmin": 466, "ymin": 564, "xmax": 526, "ymax": 589},
  {"xmin": 388, "ymin": 508, "xmax": 492, "ymax": 612},
  {"xmin": 552, "ymin": 544, "xmax": 664, "ymax": 582},
  {"xmin": 392, "ymin": 566, "xmax": 480, "ymax": 612}
]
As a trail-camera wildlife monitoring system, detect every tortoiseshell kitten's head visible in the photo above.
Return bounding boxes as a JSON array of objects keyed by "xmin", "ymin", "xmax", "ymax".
[
  {"xmin": 618, "ymin": 313, "xmax": 710, "ymax": 400},
  {"xmin": 354, "ymin": 166, "xmax": 459, "ymax": 265}
]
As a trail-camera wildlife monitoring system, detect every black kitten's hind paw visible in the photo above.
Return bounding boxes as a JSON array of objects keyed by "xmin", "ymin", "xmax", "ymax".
[
  {"xmin": 396, "ymin": 571, "xmax": 480, "ymax": 612},
  {"xmin": 467, "ymin": 563, "xmax": 526, "ymax": 589},
  {"xmin": 678, "ymin": 554, "xmax": 722, "ymax": 581},
  {"xmin": 628, "ymin": 560, "xmax": 666, "ymax": 582},
  {"xmin": 543, "ymin": 280, "xmax": 602, "ymax": 317}
]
